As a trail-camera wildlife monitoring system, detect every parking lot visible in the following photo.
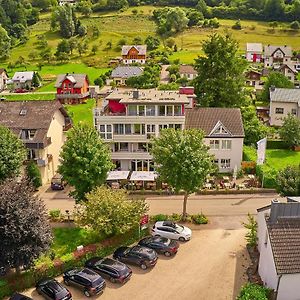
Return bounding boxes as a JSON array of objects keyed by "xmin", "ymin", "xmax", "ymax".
[{"xmin": 22, "ymin": 224, "xmax": 248, "ymax": 300}]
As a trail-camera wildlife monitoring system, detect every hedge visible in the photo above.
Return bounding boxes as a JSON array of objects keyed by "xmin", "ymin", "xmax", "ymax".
[
  {"xmin": 0, "ymin": 228, "xmax": 147, "ymax": 300},
  {"xmin": 256, "ymin": 165, "xmax": 277, "ymax": 189},
  {"xmin": 266, "ymin": 140, "xmax": 289, "ymax": 149}
]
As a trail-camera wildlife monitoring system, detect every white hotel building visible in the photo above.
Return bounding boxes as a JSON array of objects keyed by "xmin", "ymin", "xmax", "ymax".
[{"xmin": 94, "ymin": 88, "xmax": 244, "ymax": 173}]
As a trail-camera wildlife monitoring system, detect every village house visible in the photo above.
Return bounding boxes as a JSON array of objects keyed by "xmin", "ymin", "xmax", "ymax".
[
  {"xmin": 121, "ymin": 45, "xmax": 147, "ymax": 65},
  {"xmin": 12, "ymin": 71, "xmax": 36, "ymax": 91},
  {"xmin": 269, "ymin": 88, "xmax": 300, "ymax": 126},
  {"xmin": 59, "ymin": 0, "xmax": 77, "ymax": 5},
  {"xmin": 246, "ymin": 43, "xmax": 263, "ymax": 63},
  {"xmin": 179, "ymin": 65, "xmax": 198, "ymax": 80},
  {"xmin": 185, "ymin": 108, "xmax": 244, "ymax": 172},
  {"xmin": 278, "ymin": 64, "xmax": 298, "ymax": 83},
  {"xmin": 55, "ymin": 73, "xmax": 90, "ymax": 104},
  {"xmin": 0, "ymin": 101, "xmax": 72, "ymax": 185},
  {"xmin": 93, "ymin": 88, "xmax": 244, "ymax": 173},
  {"xmin": 108, "ymin": 66, "xmax": 144, "ymax": 86},
  {"xmin": 245, "ymin": 70, "xmax": 263, "ymax": 90},
  {"xmin": 257, "ymin": 199, "xmax": 300, "ymax": 300},
  {"xmin": 0, "ymin": 69, "xmax": 8, "ymax": 91},
  {"xmin": 264, "ymin": 45, "xmax": 292, "ymax": 68}
]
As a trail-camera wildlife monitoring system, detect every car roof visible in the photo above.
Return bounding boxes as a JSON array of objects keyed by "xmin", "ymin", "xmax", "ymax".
[
  {"xmin": 155, "ymin": 221, "xmax": 176, "ymax": 227},
  {"xmin": 101, "ymin": 258, "xmax": 126, "ymax": 270},
  {"xmin": 78, "ymin": 268, "xmax": 100, "ymax": 281},
  {"xmin": 132, "ymin": 245, "xmax": 153, "ymax": 254},
  {"xmin": 46, "ymin": 280, "xmax": 65, "ymax": 292}
]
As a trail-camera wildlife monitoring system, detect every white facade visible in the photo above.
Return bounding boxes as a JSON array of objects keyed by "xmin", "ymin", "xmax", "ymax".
[
  {"xmin": 0, "ymin": 70, "xmax": 8, "ymax": 91},
  {"xmin": 264, "ymin": 46, "xmax": 292, "ymax": 68},
  {"xmin": 246, "ymin": 43, "xmax": 263, "ymax": 62}
]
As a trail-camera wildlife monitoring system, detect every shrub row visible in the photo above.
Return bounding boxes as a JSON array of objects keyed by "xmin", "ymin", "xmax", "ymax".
[
  {"xmin": 0, "ymin": 228, "xmax": 146, "ymax": 300},
  {"xmin": 150, "ymin": 213, "xmax": 208, "ymax": 225},
  {"xmin": 266, "ymin": 140, "xmax": 289, "ymax": 149}
]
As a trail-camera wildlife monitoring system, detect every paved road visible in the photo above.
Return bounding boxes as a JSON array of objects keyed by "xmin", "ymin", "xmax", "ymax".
[
  {"xmin": 21, "ymin": 228, "xmax": 248, "ymax": 300},
  {"xmin": 40, "ymin": 185, "xmax": 281, "ymax": 217}
]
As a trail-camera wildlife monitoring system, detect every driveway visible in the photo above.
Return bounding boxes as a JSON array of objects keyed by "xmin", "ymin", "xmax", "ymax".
[{"xmin": 21, "ymin": 225, "xmax": 248, "ymax": 300}]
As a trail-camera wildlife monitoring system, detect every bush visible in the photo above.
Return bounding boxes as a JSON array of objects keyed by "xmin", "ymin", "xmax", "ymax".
[
  {"xmin": 150, "ymin": 214, "xmax": 168, "ymax": 222},
  {"xmin": 256, "ymin": 165, "xmax": 277, "ymax": 188},
  {"xmin": 237, "ymin": 283, "xmax": 272, "ymax": 300},
  {"xmin": 266, "ymin": 140, "xmax": 289, "ymax": 149},
  {"xmin": 26, "ymin": 161, "xmax": 42, "ymax": 189},
  {"xmin": 192, "ymin": 214, "xmax": 208, "ymax": 224},
  {"xmin": 232, "ymin": 20, "xmax": 242, "ymax": 30},
  {"xmin": 49, "ymin": 209, "xmax": 62, "ymax": 222},
  {"xmin": 242, "ymin": 213, "xmax": 257, "ymax": 247}
]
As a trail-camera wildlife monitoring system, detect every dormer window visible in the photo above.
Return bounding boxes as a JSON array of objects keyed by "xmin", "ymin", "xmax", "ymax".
[
  {"xmin": 21, "ymin": 129, "xmax": 36, "ymax": 140},
  {"xmin": 215, "ymin": 125, "xmax": 228, "ymax": 134},
  {"xmin": 19, "ymin": 109, "xmax": 27, "ymax": 116}
]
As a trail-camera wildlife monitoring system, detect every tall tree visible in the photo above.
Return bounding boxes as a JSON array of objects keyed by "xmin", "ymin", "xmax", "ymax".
[
  {"xmin": 58, "ymin": 123, "xmax": 114, "ymax": 201},
  {"xmin": 0, "ymin": 178, "xmax": 52, "ymax": 273},
  {"xmin": 0, "ymin": 25, "xmax": 11, "ymax": 60},
  {"xmin": 150, "ymin": 128, "xmax": 215, "ymax": 221},
  {"xmin": 51, "ymin": 5, "xmax": 76, "ymax": 38},
  {"xmin": 279, "ymin": 114, "xmax": 300, "ymax": 149},
  {"xmin": 194, "ymin": 33, "xmax": 247, "ymax": 107},
  {"xmin": 264, "ymin": 0, "xmax": 285, "ymax": 20},
  {"xmin": 241, "ymin": 106, "xmax": 269, "ymax": 145},
  {"xmin": 261, "ymin": 72, "xmax": 294, "ymax": 101},
  {"xmin": 0, "ymin": 125, "xmax": 26, "ymax": 182},
  {"xmin": 75, "ymin": 186, "xmax": 148, "ymax": 235}
]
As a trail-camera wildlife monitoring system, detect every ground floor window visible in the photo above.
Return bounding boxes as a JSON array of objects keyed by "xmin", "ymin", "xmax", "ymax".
[
  {"xmin": 220, "ymin": 159, "xmax": 231, "ymax": 169},
  {"xmin": 131, "ymin": 160, "xmax": 154, "ymax": 171},
  {"xmin": 113, "ymin": 160, "xmax": 121, "ymax": 170}
]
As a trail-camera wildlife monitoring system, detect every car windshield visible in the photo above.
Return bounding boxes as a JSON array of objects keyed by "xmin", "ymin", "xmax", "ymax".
[
  {"xmin": 123, "ymin": 248, "xmax": 131, "ymax": 255},
  {"xmin": 154, "ymin": 237, "xmax": 170, "ymax": 246},
  {"xmin": 175, "ymin": 224, "xmax": 184, "ymax": 233}
]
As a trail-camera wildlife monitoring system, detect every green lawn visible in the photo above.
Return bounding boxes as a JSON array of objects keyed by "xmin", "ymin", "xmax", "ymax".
[
  {"xmin": 65, "ymin": 99, "xmax": 95, "ymax": 126},
  {"xmin": 4, "ymin": 93, "xmax": 55, "ymax": 101}
]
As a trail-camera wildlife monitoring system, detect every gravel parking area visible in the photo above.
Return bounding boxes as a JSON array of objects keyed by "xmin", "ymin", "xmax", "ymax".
[{"xmin": 21, "ymin": 225, "xmax": 248, "ymax": 300}]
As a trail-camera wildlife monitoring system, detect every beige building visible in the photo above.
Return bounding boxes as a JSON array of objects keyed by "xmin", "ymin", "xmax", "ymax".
[
  {"xmin": 264, "ymin": 45, "xmax": 292, "ymax": 69},
  {"xmin": 278, "ymin": 64, "xmax": 298, "ymax": 83},
  {"xmin": 185, "ymin": 108, "xmax": 245, "ymax": 172},
  {"xmin": 179, "ymin": 65, "xmax": 198, "ymax": 80},
  {"xmin": 269, "ymin": 88, "xmax": 300, "ymax": 126},
  {"xmin": 0, "ymin": 101, "xmax": 72, "ymax": 185},
  {"xmin": 0, "ymin": 68, "xmax": 8, "ymax": 91}
]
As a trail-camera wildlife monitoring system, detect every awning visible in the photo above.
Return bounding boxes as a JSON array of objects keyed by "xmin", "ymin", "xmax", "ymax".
[
  {"xmin": 107, "ymin": 171, "xmax": 130, "ymax": 181},
  {"xmin": 129, "ymin": 171, "xmax": 157, "ymax": 181}
]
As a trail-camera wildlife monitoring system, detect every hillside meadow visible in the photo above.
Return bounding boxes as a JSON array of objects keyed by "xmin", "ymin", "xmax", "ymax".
[{"xmin": 5, "ymin": 5, "xmax": 300, "ymax": 67}]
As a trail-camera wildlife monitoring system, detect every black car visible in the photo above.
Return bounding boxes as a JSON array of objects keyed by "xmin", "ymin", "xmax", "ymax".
[
  {"xmin": 9, "ymin": 294, "xmax": 33, "ymax": 300},
  {"xmin": 36, "ymin": 279, "xmax": 72, "ymax": 300},
  {"xmin": 113, "ymin": 245, "xmax": 158, "ymax": 270},
  {"xmin": 138, "ymin": 236, "xmax": 179, "ymax": 256},
  {"xmin": 85, "ymin": 257, "xmax": 132, "ymax": 284},
  {"xmin": 63, "ymin": 268, "xmax": 106, "ymax": 297}
]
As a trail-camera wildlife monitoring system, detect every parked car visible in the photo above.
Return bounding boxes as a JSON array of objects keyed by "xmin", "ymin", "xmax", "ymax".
[
  {"xmin": 36, "ymin": 278, "xmax": 72, "ymax": 300},
  {"xmin": 138, "ymin": 236, "xmax": 179, "ymax": 256},
  {"xmin": 9, "ymin": 294, "xmax": 33, "ymax": 300},
  {"xmin": 85, "ymin": 257, "xmax": 132, "ymax": 283},
  {"xmin": 151, "ymin": 221, "xmax": 192, "ymax": 242},
  {"xmin": 63, "ymin": 268, "xmax": 106, "ymax": 297},
  {"xmin": 113, "ymin": 245, "xmax": 158, "ymax": 270},
  {"xmin": 51, "ymin": 173, "xmax": 66, "ymax": 190}
]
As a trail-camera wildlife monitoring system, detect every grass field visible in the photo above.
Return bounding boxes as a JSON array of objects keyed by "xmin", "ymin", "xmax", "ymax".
[
  {"xmin": 5, "ymin": 5, "xmax": 300, "ymax": 67},
  {"xmin": 65, "ymin": 99, "xmax": 95, "ymax": 126},
  {"xmin": 4, "ymin": 93, "xmax": 55, "ymax": 101}
]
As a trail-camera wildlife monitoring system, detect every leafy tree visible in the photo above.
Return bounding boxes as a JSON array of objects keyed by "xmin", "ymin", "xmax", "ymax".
[
  {"xmin": 31, "ymin": 72, "xmax": 40, "ymax": 87},
  {"xmin": 0, "ymin": 25, "xmax": 11, "ymax": 60},
  {"xmin": 68, "ymin": 36, "xmax": 78, "ymax": 54},
  {"xmin": 0, "ymin": 178, "xmax": 52, "ymax": 273},
  {"xmin": 26, "ymin": 161, "xmax": 42, "ymax": 189},
  {"xmin": 242, "ymin": 213, "xmax": 257, "ymax": 247},
  {"xmin": 150, "ymin": 128, "xmax": 215, "ymax": 220},
  {"xmin": 290, "ymin": 20, "xmax": 300, "ymax": 29},
  {"xmin": 186, "ymin": 9, "xmax": 203, "ymax": 27},
  {"xmin": 51, "ymin": 5, "xmax": 76, "ymax": 38},
  {"xmin": 105, "ymin": 41, "xmax": 112, "ymax": 49},
  {"xmin": 0, "ymin": 125, "xmax": 26, "ymax": 182},
  {"xmin": 165, "ymin": 37, "xmax": 175, "ymax": 48},
  {"xmin": 232, "ymin": 20, "xmax": 242, "ymax": 30},
  {"xmin": 58, "ymin": 123, "xmax": 114, "ymax": 201},
  {"xmin": 91, "ymin": 44, "xmax": 98, "ymax": 55},
  {"xmin": 77, "ymin": 40, "xmax": 89, "ymax": 56},
  {"xmin": 144, "ymin": 36, "xmax": 160, "ymax": 51},
  {"xmin": 241, "ymin": 106, "xmax": 269, "ymax": 145},
  {"xmin": 262, "ymin": 72, "xmax": 294, "ymax": 101},
  {"xmin": 77, "ymin": 0, "xmax": 92, "ymax": 17},
  {"xmin": 194, "ymin": 33, "xmax": 247, "ymax": 107},
  {"xmin": 39, "ymin": 47, "xmax": 53, "ymax": 63},
  {"xmin": 77, "ymin": 24, "xmax": 87, "ymax": 36},
  {"xmin": 264, "ymin": 0, "xmax": 285, "ymax": 20},
  {"xmin": 276, "ymin": 165, "xmax": 300, "ymax": 196},
  {"xmin": 133, "ymin": 36, "xmax": 142, "ymax": 44},
  {"xmin": 196, "ymin": 0, "xmax": 208, "ymax": 15},
  {"xmin": 74, "ymin": 186, "xmax": 148, "ymax": 235},
  {"xmin": 32, "ymin": 0, "xmax": 52, "ymax": 11},
  {"xmin": 279, "ymin": 114, "xmax": 300, "ymax": 148}
]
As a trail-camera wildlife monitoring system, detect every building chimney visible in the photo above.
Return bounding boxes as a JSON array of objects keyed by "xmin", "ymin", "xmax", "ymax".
[
  {"xmin": 269, "ymin": 199, "xmax": 281, "ymax": 223},
  {"xmin": 133, "ymin": 89, "xmax": 139, "ymax": 99}
]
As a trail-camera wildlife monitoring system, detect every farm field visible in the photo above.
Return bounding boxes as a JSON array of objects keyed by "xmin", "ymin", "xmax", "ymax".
[{"xmin": 5, "ymin": 6, "xmax": 300, "ymax": 67}]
